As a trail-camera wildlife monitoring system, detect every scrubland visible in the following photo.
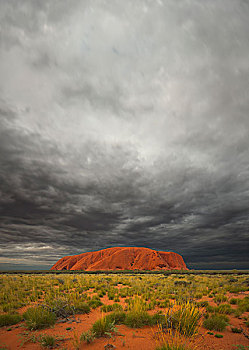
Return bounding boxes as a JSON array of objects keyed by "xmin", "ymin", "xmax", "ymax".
[{"xmin": 0, "ymin": 272, "xmax": 249, "ymax": 349}]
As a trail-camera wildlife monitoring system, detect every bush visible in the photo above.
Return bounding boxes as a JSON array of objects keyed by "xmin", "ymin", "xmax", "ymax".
[
  {"xmin": 231, "ymin": 327, "xmax": 242, "ymax": 333},
  {"xmin": 91, "ymin": 315, "xmax": 116, "ymax": 338},
  {"xmin": 156, "ymin": 346, "xmax": 189, "ymax": 350},
  {"xmin": 40, "ymin": 335, "xmax": 56, "ymax": 347},
  {"xmin": 124, "ymin": 296, "xmax": 152, "ymax": 328},
  {"xmin": 88, "ymin": 299, "xmax": 103, "ymax": 309},
  {"xmin": 105, "ymin": 311, "xmax": 126, "ymax": 325},
  {"xmin": 74, "ymin": 301, "xmax": 90, "ymax": 314},
  {"xmin": 45, "ymin": 297, "xmax": 74, "ymax": 318},
  {"xmin": 23, "ymin": 307, "xmax": 56, "ymax": 330},
  {"xmin": 0, "ymin": 313, "xmax": 22, "ymax": 327},
  {"xmin": 214, "ymin": 295, "xmax": 227, "ymax": 304},
  {"xmin": 101, "ymin": 303, "xmax": 123, "ymax": 312},
  {"xmin": 151, "ymin": 312, "xmax": 168, "ymax": 327},
  {"xmin": 215, "ymin": 303, "xmax": 233, "ymax": 314},
  {"xmin": 215, "ymin": 334, "xmax": 223, "ymax": 338},
  {"xmin": 203, "ymin": 315, "xmax": 228, "ymax": 331},
  {"xmin": 125, "ymin": 311, "xmax": 151, "ymax": 328},
  {"xmin": 230, "ymin": 298, "xmax": 239, "ymax": 305},
  {"xmin": 171, "ymin": 302, "xmax": 202, "ymax": 336},
  {"xmin": 81, "ymin": 330, "xmax": 96, "ymax": 344}
]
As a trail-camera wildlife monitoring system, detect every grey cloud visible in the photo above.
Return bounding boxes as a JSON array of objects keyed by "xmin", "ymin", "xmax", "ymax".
[{"xmin": 0, "ymin": 0, "xmax": 249, "ymax": 269}]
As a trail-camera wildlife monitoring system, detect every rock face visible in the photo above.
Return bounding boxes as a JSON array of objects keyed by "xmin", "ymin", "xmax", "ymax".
[{"xmin": 51, "ymin": 247, "xmax": 187, "ymax": 271}]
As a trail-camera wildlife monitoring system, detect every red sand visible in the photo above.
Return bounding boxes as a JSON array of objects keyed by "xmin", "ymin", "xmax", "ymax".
[{"xmin": 51, "ymin": 247, "xmax": 187, "ymax": 271}]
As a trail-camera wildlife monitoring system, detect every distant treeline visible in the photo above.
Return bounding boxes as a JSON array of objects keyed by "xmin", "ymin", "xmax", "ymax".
[{"xmin": 0, "ymin": 269, "xmax": 249, "ymax": 275}]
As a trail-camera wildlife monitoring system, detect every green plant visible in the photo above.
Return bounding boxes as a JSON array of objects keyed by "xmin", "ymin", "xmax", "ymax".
[
  {"xmin": 214, "ymin": 334, "xmax": 223, "ymax": 338},
  {"xmin": 231, "ymin": 327, "xmax": 242, "ymax": 333},
  {"xmin": 214, "ymin": 295, "xmax": 227, "ymax": 304},
  {"xmin": 125, "ymin": 310, "xmax": 151, "ymax": 328},
  {"xmin": 74, "ymin": 301, "xmax": 90, "ymax": 314},
  {"xmin": 91, "ymin": 314, "xmax": 117, "ymax": 338},
  {"xmin": 155, "ymin": 326, "xmax": 197, "ymax": 350},
  {"xmin": 215, "ymin": 303, "xmax": 232, "ymax": 314},
  {"xmin": 230, "ymin": 298, "xmax": 239, "ymax": 305},
  {"xmin": 88, "ymin": 299, "xmax": 103, "ymax": 309},
  {"xmin": 124, "ymin": 297, "xmax": 151, "ymax": 328},
  {"xmin": 80, "ymin": 330, "xmax": 96, "ymax": 344},
  {"xmin": 40, "ymin": 335, "xmax": 56, "ymax": 348},
  {"xmin": 23, "ymin": 306, "xmax": 56, "ymax": 330},
  {"xmin": 170, "ymin": 302, "xmax": 202, "ymax": 336},
  {"xmin": 156, "ymin": 345, "xmax": 190, "ymax": 350},
  {"xmin": 105, "ymin": 311, "xmax": 126, "ymax": 325},
  {"xmin": 0, "ymin": 313, "xmax": 22, "ymax": 327},
  {"xmin": 101, "ymin": 303, "xmax": 123, "ymax": 312},
  {"xmin": 203, "ymin": 314, "xmax": 228, "ymax": 331}
]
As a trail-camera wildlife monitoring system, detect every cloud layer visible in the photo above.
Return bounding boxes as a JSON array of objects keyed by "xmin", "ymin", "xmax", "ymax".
[{"xmin": 0, "ymin": 0, "xmax": 249, "ymax": 269}]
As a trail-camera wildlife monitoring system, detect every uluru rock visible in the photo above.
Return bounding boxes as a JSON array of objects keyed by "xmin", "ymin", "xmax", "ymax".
[{"xmin": 51, "ymin": 247, "xmax": 187, "ymax": 271}]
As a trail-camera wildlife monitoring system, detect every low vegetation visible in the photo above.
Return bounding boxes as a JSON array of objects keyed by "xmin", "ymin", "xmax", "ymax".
[
  {"xmin": 23, "ymin": 306, "xmax": 56, "ymax": 330},
  {"xmin": 0, "ymin": 271, "xmax": 248, "ymax": 349},
  {"xmin": 0, "ymin": 313, "xmax": 22, "ymax": 327}
]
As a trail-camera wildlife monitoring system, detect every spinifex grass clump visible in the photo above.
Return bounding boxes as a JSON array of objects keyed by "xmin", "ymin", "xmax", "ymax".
[
  {"xmin": 81, "ymin": 330, "xmax": 96, "ymax": 344},
  {"xmin": 169, "ymin": 301, "xmax": 202, "ymax": 337},
  {"xmin": 91, "ymin": 313, "xmax": 116, "ymax": 338},
  {"xmin": 124, "ymin": 296, "xmax": 151, "ymax": 328},
  {"xmin": 101, "ymin": 303, "xmax": 123, "ymax": 312},
  {"xmin": 155, "ymin": 326, "xmax": 200, "ymax": 350},
  {"xmin": 23, "ymin": 306, "xmax": 56, "ymax": 330},
  {"xmin": 0, "ymin": 313, "xmax": 22, "ymax": 327},
  {"xmin": 203, "ymin": 314, "xmax": 228, "ymax": 331},
  {"xmin": 39, "ymin": 335, "xmax": 56, "ymax": 348},
  {"xmin": 215, "ymin": 303, "xmax": 233, "ymax": 314},
  {"xmin": 105, "ymin": 311, "xmax": 126, "ymax": 325}
]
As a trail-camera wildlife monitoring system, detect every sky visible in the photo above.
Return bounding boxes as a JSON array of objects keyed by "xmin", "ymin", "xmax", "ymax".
[{"xmin": 0, "ymin": 0, "xmax": 249, "ymax": 270}]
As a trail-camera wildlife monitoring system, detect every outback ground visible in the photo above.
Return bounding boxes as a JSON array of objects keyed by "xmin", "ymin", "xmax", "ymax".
[{"xmin": 0, "ymin": 272, "xmax": 249, "ymax": 350}]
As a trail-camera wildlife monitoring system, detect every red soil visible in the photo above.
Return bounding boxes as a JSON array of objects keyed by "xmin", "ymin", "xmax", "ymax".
[{"xmin": 51, "ymin": 247, "xmax": 187, "ymax": 271}]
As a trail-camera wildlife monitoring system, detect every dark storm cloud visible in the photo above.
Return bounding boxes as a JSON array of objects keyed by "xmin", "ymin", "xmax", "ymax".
[{"xmin": 0, "ymin": 0, "xmax": 249, "ymax": 269}]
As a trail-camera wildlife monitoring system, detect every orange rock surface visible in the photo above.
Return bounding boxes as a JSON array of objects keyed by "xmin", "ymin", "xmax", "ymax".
[{"xmin": 51, "ymin": 247, "xmax": 187, "ymax": 271}]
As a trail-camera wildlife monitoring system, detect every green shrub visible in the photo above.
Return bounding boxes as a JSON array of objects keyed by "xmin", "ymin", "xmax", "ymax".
[
  {"xmin": 91, "ymin": 315, "xmax": 116, "ymax": 338},
  {"xmin": 230, "ymin": 298, "xmax": 239, "ymax": 305},
  {"xmin": 197, "ymin": 301, "xmax": 209, "ymax": 307},
  {"xmin": 40, "ymin": 335, "xmax": 56, "ymax": 347},
  {"xmin": 105, "ymin": 311, "xmax": 126, "ymax": 325},
  {"xmin": 88, "ymin": 299, "xmax": 103, "ymax": 309},
  {"xmin": 124, "ymin": 311, "xmax": 151, "ymax": 328},
  {"xmin": 214, "ymin": 295, "xmax": 227, "ymax": 304},
  {"xmin": 238, "ymin": 297, "xmax": 249, "ymax": 313},
  {"xmin": 215, "ymin": 303, "xmax": 233, "ymax": 314},
  {"xmin": 101, "ymin": 303, "xmax": 123, "ymax": 312},
  {"xmin": 231, "ymin": 327, "xmax": 242, "ymax": 333},
  {"xmin": 171, "ymin": 302, "xmax": 202, "ymax": 336},
  {"xmin": 203, "ymin": 315, "xmax": 228, "ymax": 331},
  {"xmin": 124, "ymin": 296, "xmax": 152, "ymax": 328},
  {"xmin": 80, "ymin": 330, "xmax": 96, "ymax": 344},
  {"xmin": 156, "ymin": 345, "xmax": 189, "ymax": 350},
  {"xmin": 74, "ymin": 301, "xmax": 90, "ymax": 314},
  {"xmin": 151, "ymin": 312, "xmax": 168, "ymax": 327},
  {"xmin": 0, "ymin": 313, "xmax": 22, "ymax": 327},
  {"xmin": 23, "ymin": 307, "xmax": 56, "ymax": 330},
  {"xmin": 215, "ymin": 334, "xmax": 223, "ymax": 338}
]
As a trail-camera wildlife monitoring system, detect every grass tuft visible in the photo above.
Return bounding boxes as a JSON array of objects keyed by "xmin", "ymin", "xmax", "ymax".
[
  {"xmin": 0, "ymin": 314, "xmax": 22, "ymax": 327},
  {"xmin": 23, "ymin": 306, "xmax": 56, "ymax": 330}
]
